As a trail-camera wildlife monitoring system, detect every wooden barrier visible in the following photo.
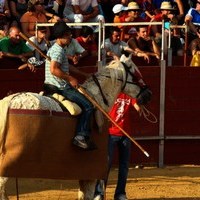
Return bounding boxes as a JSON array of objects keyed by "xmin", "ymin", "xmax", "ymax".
[
  {"xmin": 1, "ymin": 62, "xmax": 200, "ymax": 166},
  {"xmin": 0, "ymin": 109, "xmax": 108, "ymax": 179}
]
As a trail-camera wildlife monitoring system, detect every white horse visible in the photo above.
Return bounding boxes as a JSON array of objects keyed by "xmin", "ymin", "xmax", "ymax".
[{"xmin": 0, "ymin": 53, "xmax": 150, "ymax": 200}]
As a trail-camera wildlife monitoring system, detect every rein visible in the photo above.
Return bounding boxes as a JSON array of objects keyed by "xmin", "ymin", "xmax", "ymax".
[
  {"xmin": 100, "ymin": 74, "xmax": 137, "ymax": 85},
  {"xmin": 91, "ymin": 62, "xmax": 140, "ymax": 107},
  {"xmin": 139, "ymin": 105, "xmax": 158, "ymax": 123},
  {"xmin": 93, "ymin": 62, "xmax": 157, "ymax": 124},
  {"xmin": 121, "ymin": 62, "xmax": 141, "ymax": 90},
  {"xmin": 92, "ymin": 75, "xmax": 109, "ymax": 106}
]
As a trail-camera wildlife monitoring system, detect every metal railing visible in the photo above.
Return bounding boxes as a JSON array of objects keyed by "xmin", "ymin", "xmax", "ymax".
[{"xmin": 35, "ymin": 21, "xmax": 193, "ymax": 167}]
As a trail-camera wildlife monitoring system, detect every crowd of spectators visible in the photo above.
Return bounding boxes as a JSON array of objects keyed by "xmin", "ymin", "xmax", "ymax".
[{"xmin": 0, "ymin": 0, "xmax": 200, "ymax": 66}]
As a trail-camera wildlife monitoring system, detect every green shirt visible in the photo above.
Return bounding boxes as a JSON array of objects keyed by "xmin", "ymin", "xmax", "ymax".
[{"xmin": 0, "ymin": 37, "xmax": 32, "ymax": 55}]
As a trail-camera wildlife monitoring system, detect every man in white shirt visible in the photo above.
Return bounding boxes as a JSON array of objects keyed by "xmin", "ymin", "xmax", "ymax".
[
  {"xmin": 26, "ymin": 26, "xmax": 53, "ymax": 61},
  {"xmin": 63, "ymin": 0, "xmax": 104, "ymax": 36},
  {"xmin": 64, "ymin": 36, "xmax": 87, "ymax": 65}
]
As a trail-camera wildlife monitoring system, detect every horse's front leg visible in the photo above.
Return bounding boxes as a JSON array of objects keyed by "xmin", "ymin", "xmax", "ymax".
[
  {"xmin": 0, "ymin": 177, "xmax": 9, "ymax": 200},
  {"xmin": 78, "ymin": 180, "xmax": 97, "ymax": 200}
]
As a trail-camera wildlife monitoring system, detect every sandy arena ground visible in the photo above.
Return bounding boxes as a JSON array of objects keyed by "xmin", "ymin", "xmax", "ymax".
[{"xmin": 5, "ymin": 165, "xmax": 200, "ymax": 200}]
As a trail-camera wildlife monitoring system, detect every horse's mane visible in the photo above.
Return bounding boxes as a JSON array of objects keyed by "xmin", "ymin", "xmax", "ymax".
[
  {"xmin": 105, "ymin": 60, "xmax": 127, "ymax": 87},
  {"xmin": 82, "ymin": 59, "xmax": 137, "ymax": 112}
]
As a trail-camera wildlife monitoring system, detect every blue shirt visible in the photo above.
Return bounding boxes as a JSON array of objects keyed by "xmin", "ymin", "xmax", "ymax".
[
  {"xmin": 186, "ymin": 8, "xmax": 200, "ymax": 24},
  {"xmin": 45, "ymin": 43, "xmax": 69, "ymax": 90}
]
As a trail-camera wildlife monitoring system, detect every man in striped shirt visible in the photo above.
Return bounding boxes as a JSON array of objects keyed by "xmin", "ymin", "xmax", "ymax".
[{"xmin": 44, "ymin": 21, "xmax": 95, "ymax": 150}]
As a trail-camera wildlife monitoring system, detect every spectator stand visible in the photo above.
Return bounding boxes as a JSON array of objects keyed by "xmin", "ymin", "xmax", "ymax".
[
  {"xmin": 34, "ymin": 21, "xmax": 195, "ymax": 167},
  {"xmin": 36, "ymin": 21, "xmax": 103, "ymax": 69}
]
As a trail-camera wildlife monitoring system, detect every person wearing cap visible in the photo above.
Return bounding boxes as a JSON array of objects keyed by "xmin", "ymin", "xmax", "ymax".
[
  {"xmin": 113, "ymin": 3, "xmax": 128, "ymax": 26},
  {"xmin": 152, "ymin": 0, "xmax": 184, "ymax": 22},
  {"xmin": 125, "ymin": 1, "xmax": 143, "ymax": 23},
  {"xmin": 123, "ymin": 2, "xmax": 145, "ymax": 41},
  {"xmin": 26, "ymin": 25, "xmax": 53, "ymax": 61},
  {"xmin": 44, "ymin": 21, "xmax": 96, "ymax": 150},
  {"xmin": 112, "ymin": 3, "xmax": 128, "ymax": 40},
  {"xmin": 150, "ymin": 1, "xmax": 183, "ymax": 56}
]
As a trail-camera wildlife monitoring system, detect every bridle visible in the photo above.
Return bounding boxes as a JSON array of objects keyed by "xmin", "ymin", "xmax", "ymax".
[
  {"xmin": 91, "ymin": 62, "xmax": 157, "ymax": 123},
  {"xmin": 121, "ymin": 62, "xmax": 141, "ymax": 90},
  {"xmin": 92, "ymin": 62, "xmax": 141, "ymax": 106}
]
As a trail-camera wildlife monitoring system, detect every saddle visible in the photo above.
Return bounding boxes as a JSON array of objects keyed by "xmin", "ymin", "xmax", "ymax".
[{"xmin": 43, "ymin": 83, "xmax": 82, "ymax": 115}]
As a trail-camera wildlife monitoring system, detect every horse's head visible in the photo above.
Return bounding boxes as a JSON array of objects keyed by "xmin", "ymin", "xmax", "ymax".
[
  {"xmin": 106, "ymin": 52, "xmax": 152, "ymax": 105},
  {"xmin": 82, "ymin": 52, "xmax": 151, "ymax": 111}
]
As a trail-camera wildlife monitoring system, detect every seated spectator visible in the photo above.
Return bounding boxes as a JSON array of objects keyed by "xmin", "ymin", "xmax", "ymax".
[
  {"xmin": 10, "ymin": 0, "xmax": 28, "ymax": 27},
  {"xmin": 50, "ymin": 0, "xmax": 65, "ymax": 18},
  {"xmin": 112, "ymin": 3, "xmax": 128, "ymax": 27},
  {"xmin": 185, "ymin": 0, "xmax": 200, "ymax": 44},
  {"xmin": 64, "ymin": 32, "xmax": 88, "ymax": 66},
  {"xmin": 152, "ymin": 0, "xmax": 183, "ymax": 12},
  {"xmin": 173, "ymin": 0, "xmax": 185, "ymax": 24},
  {"xmin": 63, "ymin": 0, "xmax": 105, "ymax": 36},
  {"xmin": 137, "ymin": 0, "xmax": 156, "ymax": 21},
  {"xmin": 123, "ymin": 2, "xmax": 145, "ymax": 41},
  {"xmin": 41, "ymin": 0, "xmax": 60, "ymax": 22},
  {"xmin": 152, "ymin": 0, "xmax": 185, "ymax": 23},
  {"xmin": 26, "ymin": 26, "xmax": 53, "ymax": 61},
  {"xmin": 151, "ymin": 1, "xmax": 183, "ymax": 56},
  {"xmin": 20, "ymin": 0, "xmax": 50, "ymax": 37},
  {"xmin": 112, "ymin": 3, "xmax": 128, "ymax": 39},
  {"xmin": 99, "ymin": 0, "xmax": 116, "ymax": 23},
  {"xmin": 189, "ymin": 37, "xmax": 200, "ymax": 55},
  {"xmin": 76, "ymin": 26, "xmax": 98, "ymax": 57},
  {"xmin": 0, "ymin": 26, "xmax": 33, "ymax": 62},
  {"xmin": 128, "ymin": 25, "xmax": 160, "ymax": 64},
  {"xmin": 43, "ymin": 0, "xmax": 55, "ymax": 13},
  {"xmin": 0, "ymin": 0, "xmax": 11, "ymax": 36},
  {"xmin": 104, "ymin": 26, "xmax": 149, "ymax": 62}
]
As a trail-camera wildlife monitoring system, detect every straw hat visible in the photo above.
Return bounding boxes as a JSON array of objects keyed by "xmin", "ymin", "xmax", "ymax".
[
  {"xmin": 128, "ymin": 2, "xmax": 141, "ymax": 10},
  {"xmin": 160, "ymin": 1, "xmax": 176, "ymax": 10},
  {"xmin": 112, "ymin": 4, "xmax": 128, "ymax": 14}
]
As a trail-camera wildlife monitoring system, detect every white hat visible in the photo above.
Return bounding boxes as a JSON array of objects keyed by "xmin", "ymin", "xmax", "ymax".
[
  {"xmin": 128, "ymin": 2, "xmax": 141, "ymax": 10},
  {"xmin": 160, "ymin": 1, "xmax": 175, "ymax": 10},
  {"xmin": 112, "ymin": 4, "xmax": 128, "ymax": 14}
]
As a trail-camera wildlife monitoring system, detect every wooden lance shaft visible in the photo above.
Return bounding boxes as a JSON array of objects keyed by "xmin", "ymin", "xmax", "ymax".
[
  {"xmin": 20, "ymin": 31, "xmax": 150, "ymax": 157},
  {"xmin": 19, "ymin": 32, "xmax": 51, "ymax": 61},
  {"xmin": 78, "ymin": 86, "xmax": 150, "ymax": 158}
]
